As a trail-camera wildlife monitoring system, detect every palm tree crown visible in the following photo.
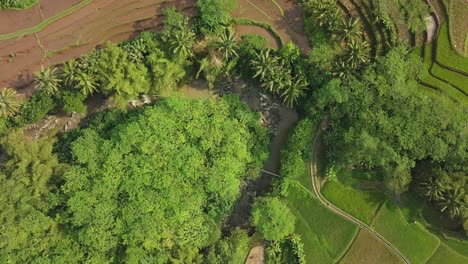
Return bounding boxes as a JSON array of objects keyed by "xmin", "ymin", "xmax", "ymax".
[
  {"xmin": 0, "ymin": 88, "xmax": 21, "ymax": 117},
  {"xmin": 35, "ymin": 66, "xmax": 61, "ymax": 95},
  {"xmin": 438, "ymin": 186, "xmax": 465, "ymax": 218},
  {"xmin": 419, "ymin": 176, "xmax": 446, "ymax": 202},
  {"xmin": 214, "ymin": 28, "xmax": 239, "ymax": 61}
]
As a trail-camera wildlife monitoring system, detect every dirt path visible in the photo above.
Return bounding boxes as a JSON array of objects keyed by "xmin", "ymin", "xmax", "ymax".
[
  {"xmin": 310, "ymin": 119, "xmax": 411, "ymax": 264},
  {"xmin": 245, "ymin": 245, "xmax": 265, "ymax": 264}
]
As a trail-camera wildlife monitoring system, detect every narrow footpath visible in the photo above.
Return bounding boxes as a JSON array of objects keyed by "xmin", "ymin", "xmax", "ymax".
[{"xmin": 309, "ymin": 120, "xmax": 411, "ymax": 264}]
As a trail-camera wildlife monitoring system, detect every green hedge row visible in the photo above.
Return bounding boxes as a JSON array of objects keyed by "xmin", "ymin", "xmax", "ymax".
[{"xmin": 231, "ymin": 17, "xmax": 284, "ymax": 48}]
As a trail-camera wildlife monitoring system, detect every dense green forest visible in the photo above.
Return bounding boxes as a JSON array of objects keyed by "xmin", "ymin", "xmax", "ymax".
[
  {"xmin": 0, "ymin": 95, "xmax": 269, "ymax": 262},
  {"xmin": 0, "ymin": 0, "xmax": 466, "ymax": 263}
]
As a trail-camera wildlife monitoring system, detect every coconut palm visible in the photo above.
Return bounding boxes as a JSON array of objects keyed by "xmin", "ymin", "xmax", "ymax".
[
  {"xmin": 438, "ymin": 186, "xmax": 465, "ymax": 218},
  {"xmin": 281, "ymin": 76, "xmax": 308, "ymax": 107},
  {"xmin": 170, "ymin": 27, "xmax": 196, "ymax": 59},
  {"xmin": 62, "ymin": 59, "xmax": 80, "ymax": 86},
  {"xmin": 75, "ymin": 73, "xmax": 97, "ymax": 96},
  {"xmin": 339, "ymin": 18, "xmax": 362, "ymax": 42},
  {"xmin": 0, "ymin": 88, "xmax": 21, "ymax": 117},
  {"xmin": 332, "ymin": 58, "xmax": 352, "ymax": 78},
  {"xmin": 214, "ymin": 28, "xmax": 238, "ymax": 61},
  {"xmin": 35, "ymin": 66, "xmax": 61, "ymax": 95},
  {"xmin": 419, "ymin": 176, "xmax": 446, "ymax": 202},
  {"xmin": 252, "ymin": 49, "xmax": 279, "ymax": 80},
  {"xmin": 344, "ymin": 40, "xmax": 370, "ymax": 68},
  {"xmin": 306, "ymin": 0, "xmax": 341, "ymax": 30}
]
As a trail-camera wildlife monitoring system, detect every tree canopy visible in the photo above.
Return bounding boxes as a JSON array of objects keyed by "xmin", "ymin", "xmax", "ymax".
[
  {"xmin": 0, "ymin": 95, "xmax": 269, "ymax": 263},
  {"xmin": 321, "ymin": 46, "xmax": 468, "ymax": 173}
]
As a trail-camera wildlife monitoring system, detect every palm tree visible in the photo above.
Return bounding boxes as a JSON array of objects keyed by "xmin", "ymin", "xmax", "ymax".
[
  {"xmin": 62, "ymin": 59, "xmax": 80, "ymax": 86},
  {"xmin": 170, "ymin": 27, "xmax": 196, "ymax": 59},
  {"xmin": 281, "ymin": 76, "xmax": 308, "ymax": 107},
  {"xmin": 213, "ymin": 28, "xmax": 239, "ymax": 61},
  {"xmin": 339, "ymin": 18, "xmax": 362, "ymax": 42},
  {"xmin": 344, "ymin": 40, "xmax": 370, "ymax": 68},
  {"xmin": 419, "ymin": 176, "xmax": 446, "ymax": 202},
  {"xmin": 35, "ymin": 66, "xmax": 61, "ymax": 95},
  {"xmin": 75, "ymin": 73, "xmax": 97, "ymax": 96},
  {"xmin": 252, "ymin": 49, "xmax": 279, "ymax": 81},
  {"xmin": 306, "ymin": 0, "xmax": 341, "ymax": 30},
  {"xmin": 0, "ymin": 88, "xmax": 21, "ymax": 117},
  {"xmin": 438, "ymin": 186, "xmax": 465, "ymax": 218}
]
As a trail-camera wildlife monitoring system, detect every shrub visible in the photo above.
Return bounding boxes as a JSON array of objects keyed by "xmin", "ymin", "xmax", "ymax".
[
  {"xmin": 14, "ymin": 90, "xmax": 56, "ymax": 126},
  {"xmin": 59, "ymin": 90, "xmax": 87, "ymax": 114},
  {"xmin": 0, "ymin": 0, "xmax": 36, "ymax": 9},
  {"xmin": 251, "ymin": 197, "xmax": 296, "ymax": 241}
]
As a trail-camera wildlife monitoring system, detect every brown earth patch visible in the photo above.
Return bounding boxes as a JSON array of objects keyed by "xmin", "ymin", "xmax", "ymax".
[
  {"xmin": 246, "ymin": 244, "xmax": 265, "ymax": 264},
  {"xmin": 233, "ymin": 0, "xmax": 310, "ymax": 54}
]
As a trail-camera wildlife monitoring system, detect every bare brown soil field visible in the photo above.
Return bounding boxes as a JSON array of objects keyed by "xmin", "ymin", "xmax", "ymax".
[
  {"xmin": 0, "ymin": 0, "xmax": 310, "ymax": 96},
  {"xmin": 340, "ymin": 229, "xmax": 403, "ymax": 264},
  {"xmin": 233, "ymin": 0, "xmax": 310, "ymax": 54},
  {"xmin": 0, "ymin": 0, "xmax": 82, "ymax": 34},
  {"xmin": 0, "ymin": 0, "xmax": 196, "ymax": 93}
]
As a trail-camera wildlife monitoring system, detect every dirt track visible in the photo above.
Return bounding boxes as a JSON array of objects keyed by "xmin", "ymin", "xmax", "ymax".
[
  {"xmin": 310, "ymin": 119, "xmax": 411, "ymax": 264},
  {"xmin": 0, "ymin": 0, "xmax": 196, "ymax": 95}
]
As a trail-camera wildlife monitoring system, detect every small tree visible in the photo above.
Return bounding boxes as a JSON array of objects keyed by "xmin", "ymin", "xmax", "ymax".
[
  {"xmin": 384, "ymin": 167, "xmax": 411, "ymax": 197},
  {"xmin": 213, "ymin": 28, "xmax": 239, "ymax": 61},
  {"xmin": 438, "ymin": 186, "xmax": 465, "ymax": 219},
  {"xmin": 34, "ymin": 66, "xmax": 61, "ymax": 95},
  {"xmin": 0, "ymin": 88, "xmax": 21, "ymax": 117},
  {"xmin": 251, "ymin": 197, "xmax": 295, "ymax": 241}
]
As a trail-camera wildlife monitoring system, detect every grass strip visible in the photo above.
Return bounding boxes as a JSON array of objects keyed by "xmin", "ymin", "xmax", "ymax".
[
  {"xmin": 427, "ymin": 243, "xmax": 468, "ymax": 264},
  {"xmin": 231, "ymin": 17, "xmax": 284, "ymax": 48},
  {"xmin": 0, "ymin": 0, "xmax": 92, "ymax": 40},
  {"xmin": 322, "ymin": 180, "xmax": 387, "ymax": 225}
]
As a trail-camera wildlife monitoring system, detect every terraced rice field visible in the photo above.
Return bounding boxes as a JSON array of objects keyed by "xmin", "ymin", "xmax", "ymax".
[
  {"xmin": 340, "ymin": 229, "xmax": 403, "ymax": 264},
  {"xmin": 0, "ymin": 0, "xmax": 197, "ymax": 93},
  {"xmin": 286, "ymin": 184, "xmax": 358, "ymax": 264}
]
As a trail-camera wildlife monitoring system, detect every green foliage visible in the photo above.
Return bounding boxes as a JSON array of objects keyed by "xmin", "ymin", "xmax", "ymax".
[
  {"xmin": 95, "ymin": 42, "xmax": 150, "ymax": 104},
  {"xmin": 251, "ymin": 197, "xmax": 296, "ymax": 241},
  {"xmin": 34, "ymin": 66, "xmax": 61, "ymax": 95},
  {"xmin": 250, "ymin": 45, "xmax": 309, "ymax": 106},
  {"xmin": 14, "ymin": 89, "xmax": 56, "ymax": 126},
  {"xmin": 60, "ymin": 95, "xmax": 268, "ymax": 262},
  {"xmin": 303, "ymin": 0, "xmax": 342, "ymax": 32},
  {"xmin": 398, "ymin": 0, "xmax": 430, "ymax": 33},
  {"xmin": 384, "ymin": 167, "xmax": 412, "ymax": 195},
  {"xmin": 204, "ymin": 229, "xmax": 252, "ymax": 264},
  {"xmin": 0, "ymin": 0, "xmax": 36, "ymax": 9},
  {"xmin": 0, "ymin": 131, "xmax": 82, "ymax": 263},
  {"xmin": 0, "ymin": 88, "xmax": 21, "ymax": 118},
  {"xmin": 323, "ymin": 46, "xmax": 468, "ymax": 173},
  {"xmin": 197, "ymin": 0, "xmax": 237, "ymax": 33},
  {"xmin": 59, "ymin": 90, "xmax": 87, "ymax": 114}
]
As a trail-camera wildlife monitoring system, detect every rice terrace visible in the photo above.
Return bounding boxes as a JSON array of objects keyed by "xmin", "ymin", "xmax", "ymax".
[{"xmin": 0, "ymin": 0, "xmax": 466, "ymax": 263}]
